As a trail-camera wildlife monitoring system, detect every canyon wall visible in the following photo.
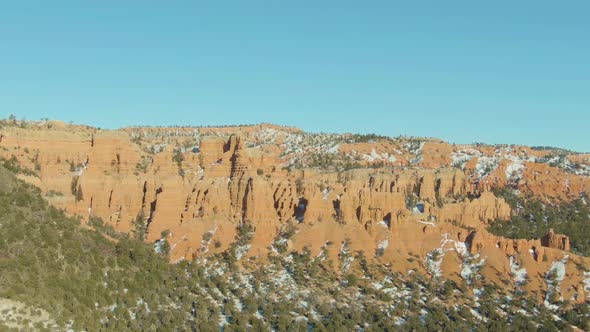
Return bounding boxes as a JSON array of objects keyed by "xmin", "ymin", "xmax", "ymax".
[{"xmin": 1, "ymin": 121, "xmax": 588, "ymax": 304}]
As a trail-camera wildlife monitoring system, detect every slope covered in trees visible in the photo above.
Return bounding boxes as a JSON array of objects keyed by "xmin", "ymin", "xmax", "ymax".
[
  {"xmin": 0, "ymin": 166, "xmax": 588, "ymax": 331},
  {"xmin": 489, "ymin": 188, "xmax": 590, "ymax": 257},
  {"xmin": 0, "ymin": 166, "xmax": 219, "ymax": 331}
]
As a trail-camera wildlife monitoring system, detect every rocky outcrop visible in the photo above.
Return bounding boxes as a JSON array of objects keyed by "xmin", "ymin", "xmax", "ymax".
[
  {"xmin": 541, "ymin": 229, "xmax": 571, "ymax": 251},
  {"xmin": 1, "ymin": 120, "xmax": 589, "ymax": 305}
]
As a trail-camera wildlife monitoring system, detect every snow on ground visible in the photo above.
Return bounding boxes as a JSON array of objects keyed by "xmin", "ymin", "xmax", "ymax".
[
  {"xmin": 253, "ymin": 127, "xmax": 282, "ymax": 145},
  {"xmin": 327, "ymin": 144, "xmax": 340, "ymax": 154},
  {"xmin": 454, "ymin": 242, "xmax": 468, "ymax": 256},
  {"xmin": 451, "ymin": 153, "xmax": 475, "ymax": 169},
  {"xmin": 505, "ymin": 157, "xmax": 526, "ymax": 180},
  {"xmin": 377, "ymin": 240, "xmax": 389, "ymax": 251},
  {"xmin": 426, "ymin": 249, "xmax": 444, "ymax": 278},
  {"xmin": 339, "ymin": 241, "xmax": 354, "ymax": 273},
  {"xmin": 461, "ymin": 254, "xmax": 486, "ymax": 285},
  {"xmin": 393, "ymin": 317, "xmax": 405, "ymax": 326},
  {"xmin": 235, "ymin": 244, "xmax": 251, "ymax": 260},
  {"xmin": 405, "ymin": 141, "xmax": 425, "ymax": 164},
  {"xmin": 362, "ymin": 148, "xmax": 397, "ymax": 163},
  {"xmin": 237, "ymin": 273, "xmax": 255, "ymax": 294},
  {"xmin": 584, "ymin": 271, "xmax": 590, "ymax": 293},
  {"xmin": 218, "ymin": 313, "xmax": 229, "ymax": 328},
  {"xmin": 199, "ymin": 226, "xmax": 218, "ymax": 255},
  {"xmin": 254, "ymin": 309, "xmax": 264, "ymax": 320},
  {"xmin": 416, "ymin": 220, "xmax": 436, "ymax": 227},
  {"xmin": 270, "ymin": 269, "xmax": 299, "ymax": 299},
  {"xmin": 431, "ymin": 231, "xmax": 485, "ymax": 285},
  {"xmin": 509, "ymin": 256, "xmax": 528, "ymax": 286},
  {"xmin": 440, "ymin": 233, "xmax": 467, "ymax": 256},
  {"xmin": 528, "ymin": 248, "xmax": 538, "ymax": 260},
  {"xmin": 473, "ymin": 288, "xmax": 485, "ymax": 301},
  {"xmin": 542, "ymin": 155, "xmax": 590, "ymax": 176},
  {"xmin": 469, "ymin": 308, "xmax": 484, "ymax": 321},
  {"xmin": 280, "ymin": 132, "xmax": 350, "ymax": 159},
  {"xmin": 0, "ymin": 298, "xmax": 61, "ymax": 331},
  {"xmin": 427, "ymin": 234, "xmax": 470, "ymax": 278},
  {"xmin": 376, "ymin": 220, "xmax": 389, "ymax": 228},
  {"xmin": 544, "ymin": 255, "xmax": 568, "ymax": 310},
  {"xmin": 233, "ymin": 298, "xmax": 243, "ymax": 312},
  {"xmin": 451, "ymin": 148, "xmax": 482, "ymax": 169},
  {"xmin": 153, "ymin": 239, "xmax": 165, "ymax": 254},
  {"xmin": 452, "ymin": 145, "xmax": 589, "ymax": 178},
  {"xmin": 475, "ymin": 156, "xmax": 500, "ymax": 179},
  {"xmin": 404, "ymin": 141, "xmax": 425, "ymax": 155}
]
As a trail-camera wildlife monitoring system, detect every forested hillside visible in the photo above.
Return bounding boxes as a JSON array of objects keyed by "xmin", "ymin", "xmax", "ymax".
[
  {"xmin": 489, "ymin": 188, "xmax": 590, "ymax": 256},
  {"xmin": 0, "ymin": 166, "xmax": 588, "ymax": 331}
]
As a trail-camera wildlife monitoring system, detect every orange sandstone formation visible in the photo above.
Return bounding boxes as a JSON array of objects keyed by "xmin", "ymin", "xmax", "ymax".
[{"xmin": 1, "ymin": 120, "xmax": 589, "ymax": 304}]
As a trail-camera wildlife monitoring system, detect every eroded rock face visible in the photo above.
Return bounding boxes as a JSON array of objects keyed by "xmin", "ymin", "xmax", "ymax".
[
  {"xmin": 541, "ymin": 229, "xmax": 571, "ymax": 251},
  {"xmin": 1, "ymin": 121, "xmax": 589, "ymax": 304}
]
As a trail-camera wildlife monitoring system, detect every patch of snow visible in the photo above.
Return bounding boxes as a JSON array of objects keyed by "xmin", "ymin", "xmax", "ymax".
[
  {"xmin": 469, "ymin": 308, "xmax": 484, "ymax": 321},
  {"xmin": 583, "ymin": 271, "xmax": 590, "ymax": 293},
  {"xmin": 528, "ymin": 248, "xmax": 538, "ymax": 260},
  {"xmin": 404, "ymin": 141, "xmax": 425, "ymax": 155},
  {"xmin": 327, "ymin": 144, "xmax": 340, "ymax": 154},
  {"xmin": 451, "ymin": 153, "xmax": 475, "ymax": 169},
  {"xmin": 427, "ymin": 234, "xmax": 470, "ymax": 279},
  {"xmin": 461, "ymin": 254, "xmax": 486, "ymax": 284},
  {"xmin": 235, "ymin": 244, "xmax": 252, "ymax": 260},
  {"xmin": 218, "ymin": 313, "xmax": 229, "ymax": 328},
  {"xmin": 372, "ymin": 281, "xmax": 384, "ymax": 291},
  {"xmin": 451, "ymin": 148, "xmax": 482, "ymax": 169},
  {"xmin": 339, "ymin": 241, "xmax": 354, "ymax": 273},
  {"xmin": 416, "ymin": 220, "xmax": 436, "ymax": 227},
  {"xmin": 362, "ymin": 148, "xmax": 397, "ymax": 163},
  {"xmin": 233, "ymin": 298, "xmax": 243, "ymax": 312},
  {"xmin": 505, "ymin": 158, "xmax": 526, "ymax": 180},
  {"xmin": 254, "ymin": 309, "xmax": 264, "ymax": 320},
  {"xmin": 393, "ymin": 317, "xmax": 405, "ymax": 326},
  {"xmin": 270, "ymin": 269, "xmax": 299, "ymax": 299},
  {"xmin": 544, "ymin": 255, "xmax": 568, "ymax": 310},
  {"xmin": 475, "ymin": 156, "xmax": 500, "ymax": 179},
  {"xmin": 473, "ymin": 288, "xmax": 485, "ymax": 301},
  {"xmin": 377, "ymin": 240, "xmax": 389, "ymax": 251},
  {"xmin": 454, "ymin": 242, "xmax": 468, "ymax": 256},
  {"xmin": 533, "ymin": 154, "xmax": 590, "ymax": 176},
  {"xmin": 509, "ymin": 256, "xmax": 528, "ymax": 286},
  {"xmin": 370, "ymin": 149, "xmax": 380, "ymax": 160},
  {"xmin": 376, "ymin": 220, "xmax": 389, "ymax": 228},
  {"xmin": 153, "ymin": 239, "xmax": 165, "ymax": 254},
  {"xmin": 426, "ymin": 248, "xmax": 444, "ymax": 278},
  {"xmin": 440, "ymin": 233, "xmax": 467, "ymax": 256}
]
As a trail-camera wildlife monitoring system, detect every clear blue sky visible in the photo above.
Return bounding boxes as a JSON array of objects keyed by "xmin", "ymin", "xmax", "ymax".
[{"xmin": 1, "ymin": 1, "xmax": 588, "ymax": 151}]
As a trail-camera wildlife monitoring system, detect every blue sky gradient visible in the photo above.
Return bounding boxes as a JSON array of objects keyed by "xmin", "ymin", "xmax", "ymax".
[{"xmin": 0, "ymin": 2, "xmax": 588, "ymax": 151}]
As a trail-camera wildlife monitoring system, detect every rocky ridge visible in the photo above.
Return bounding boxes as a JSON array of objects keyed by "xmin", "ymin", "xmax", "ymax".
[{"xmin": 1, "ymin": 119, "xmax": 589, "ymax": 307}]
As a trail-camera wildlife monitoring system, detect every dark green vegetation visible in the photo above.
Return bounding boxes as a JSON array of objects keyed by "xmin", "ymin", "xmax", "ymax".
[
  {"xmin": 304, "ymin": 153, "xmax": 363, "ymax": 171},
  {"xmin": 489, "ymin": 188, "xmax": 590, "ymax": 257},
  {"xmin": 0, "ymin": 155, "xmax": 38, "ymax": 177},
  {"xmin": 0, "ymin": 167, "xmax": 219, "ymax": 331},
  {"xmin": 0, "ymin": 166, "xmax": 587, "ymax": 331}
]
